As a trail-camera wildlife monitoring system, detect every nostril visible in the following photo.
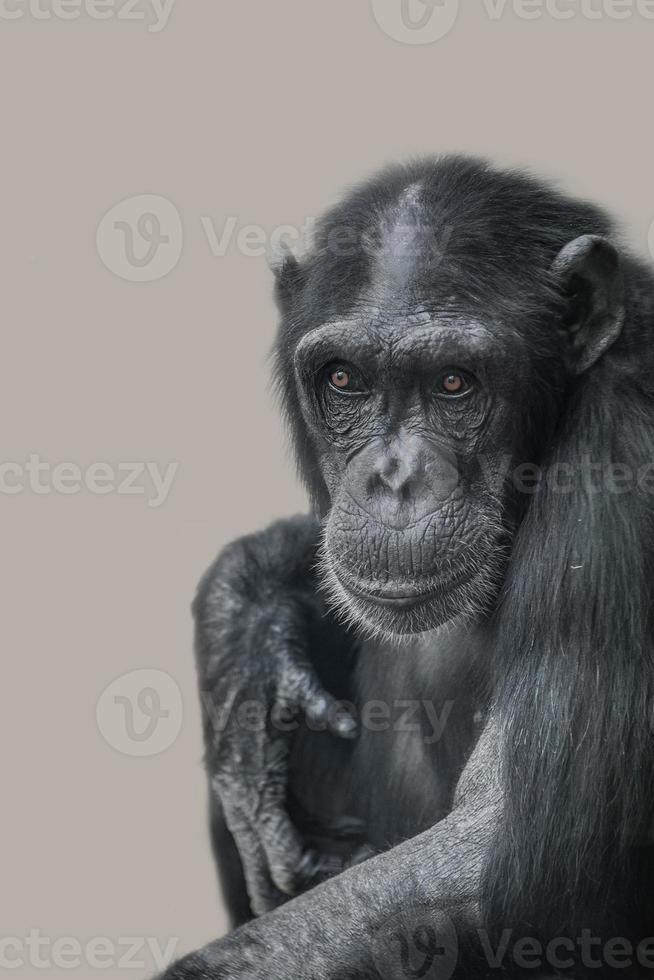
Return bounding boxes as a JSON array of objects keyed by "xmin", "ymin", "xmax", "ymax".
[{"xmin": 375, "ymin": 456, "xmax": 412, "ymax": 495}]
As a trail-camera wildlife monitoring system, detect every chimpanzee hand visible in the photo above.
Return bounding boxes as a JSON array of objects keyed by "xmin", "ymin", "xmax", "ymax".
[
  {"xmin": 194, "ymin": 516, "xmax": 360, "ymax": 916},
  {"xmin": 208, "ymin": 619, "xmax": 359, "ymax": 914}
]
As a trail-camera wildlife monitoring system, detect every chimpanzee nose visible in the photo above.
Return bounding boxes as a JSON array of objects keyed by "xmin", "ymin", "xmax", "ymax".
[
  {"xmin": 375, "ymin": 456, "xmax": 414, "ymax": 495},
  {"xmin": 371, "ymin": 438, "xmax": 424, "ymax": 499}
]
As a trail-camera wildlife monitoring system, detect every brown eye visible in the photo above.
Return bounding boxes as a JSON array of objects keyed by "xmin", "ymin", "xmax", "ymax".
[
  {"xmin": 325, "ymin": 362, "xmax": 367, "ymax": 394},
  {"xmin": 330, "ymin": 367, "xmax": 351, "ymax": 389},
  {"xmin": 437, "ymin": 370, "xmax": 473, "ymax": 398}
]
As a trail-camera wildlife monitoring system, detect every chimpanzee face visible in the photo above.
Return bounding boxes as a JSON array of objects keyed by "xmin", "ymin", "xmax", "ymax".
[{"xmin": 294, "ymin": 308, "xmax": 531, "ymax": 636}]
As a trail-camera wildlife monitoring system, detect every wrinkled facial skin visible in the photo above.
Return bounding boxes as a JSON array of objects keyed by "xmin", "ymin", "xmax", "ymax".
[{"xmin": 295, "ymin": 310, "xmax": 530, "ymax": 637}]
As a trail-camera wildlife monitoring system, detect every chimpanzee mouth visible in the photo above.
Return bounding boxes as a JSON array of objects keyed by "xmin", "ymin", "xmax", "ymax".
[
  {"xmin": 335, "ymin": 567, "xmax": 477, "ymax": 609},
  {"xmin": 318, "ymin": 532, "xmax": 507, "ymax": 636}
]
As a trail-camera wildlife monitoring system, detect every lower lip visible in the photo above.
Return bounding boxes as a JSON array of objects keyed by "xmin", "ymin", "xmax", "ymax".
[
  {"xmin": 340, "ymin": 580, "xmax": 439, "ymax": 608},
  {"xmin": 338, "ymin": 570, "xmax": 475, "ymax": 608},
  {"xmin": 362, "ymin": 593, "xmax": 431, "ymax": 609}
]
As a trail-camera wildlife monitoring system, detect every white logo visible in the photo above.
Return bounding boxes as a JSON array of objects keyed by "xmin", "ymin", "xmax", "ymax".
[
  {"xmin": 96, "ymin": 669, "xmax": 183, "ymax": 756},
  {"xmin": 371, "ymin": 0, "xmax": 459, "ymax": 43},
  {"xmin": 96, "ymin": 194, "xmax": 183, "ymax": 281}
]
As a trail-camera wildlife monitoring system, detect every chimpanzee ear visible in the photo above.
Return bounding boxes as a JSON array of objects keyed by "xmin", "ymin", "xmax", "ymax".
[
  {"xmin": 268, "ymin": 241, "xmax": 304, "ymax": 313},
  {"xmin": 551, "ymin": 234, "xmax": 625, "ymax": 375}
]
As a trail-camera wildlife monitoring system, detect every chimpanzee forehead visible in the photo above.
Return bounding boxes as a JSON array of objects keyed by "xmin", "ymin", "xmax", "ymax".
[{"xmin": 294, "ymin": 312, "xmax": 521, "ymax": 374}]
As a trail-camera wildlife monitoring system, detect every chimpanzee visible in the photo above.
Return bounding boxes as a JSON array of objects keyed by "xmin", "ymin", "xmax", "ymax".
[{"xmin": 161, "ymin": 157, "xmax": 654, "ymax": 979}]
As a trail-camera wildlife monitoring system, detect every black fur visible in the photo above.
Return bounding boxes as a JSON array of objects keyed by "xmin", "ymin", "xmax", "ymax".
[{"xmin": 486, "ymin": 363, "xmax": 654, "ymax": 942}]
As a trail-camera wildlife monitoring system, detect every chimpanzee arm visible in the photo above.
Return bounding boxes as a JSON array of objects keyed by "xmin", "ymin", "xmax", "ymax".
[
  {"xmin": 194, "ymin": 514, "xmax": 359, "ymax": 918},
  {"xmin": 158, "ymin": 719, "xmax": 499, "ymax": 980}
]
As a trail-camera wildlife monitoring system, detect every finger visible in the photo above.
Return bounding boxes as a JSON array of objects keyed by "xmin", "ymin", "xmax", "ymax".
[
  {"xmin": 284, "ymin": 662, "xmax": 357, "ymax": 738},
  {"xmin": 294, "ymin": 847, "xmax": 349, "ymax": 886},
  {"xmin": 221, "ymin": 801, "xmax": 286, "ymax": 916},
  {"xmin": 294, "ymin": 841, "xmax": 375, "ymax": 889},
  {"xmin": 257, "ymin": 799, "xmax": 306, "ymax": 895}
]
